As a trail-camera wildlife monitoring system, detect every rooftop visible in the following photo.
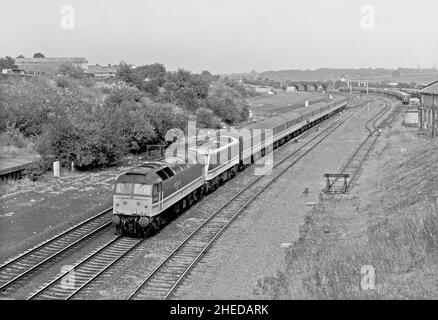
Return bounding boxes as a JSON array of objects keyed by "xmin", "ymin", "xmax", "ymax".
[
  {"xmin": 420, "ymin": 80, "xmax": 438, "ymax": 95},
  {"xmin": 15, "ymin": 57, "xmax": 88, "ymax": 64},
  {"xmin": 84, "ymin": 64, "xmax": 117, "ymax": 74}
]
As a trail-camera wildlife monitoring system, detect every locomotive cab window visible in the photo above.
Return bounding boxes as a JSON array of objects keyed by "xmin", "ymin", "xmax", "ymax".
[
  {"xmin": 133, "ymin": 184, "xmax": 151, "ymax": 196},
  {"xmin": 115, "ymin": 183, "xmax": 133, "ymax": 194}
]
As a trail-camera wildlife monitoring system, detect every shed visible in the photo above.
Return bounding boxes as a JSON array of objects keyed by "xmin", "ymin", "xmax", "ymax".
[{"xmin": 419, "ymin": 80, "xmax": 438, "ymax": 137}]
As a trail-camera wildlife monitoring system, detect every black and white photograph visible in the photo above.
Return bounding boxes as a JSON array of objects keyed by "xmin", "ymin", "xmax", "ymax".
[{"xmin": 1, "ymin": 0, "xmax": 438, "ymax": 308}]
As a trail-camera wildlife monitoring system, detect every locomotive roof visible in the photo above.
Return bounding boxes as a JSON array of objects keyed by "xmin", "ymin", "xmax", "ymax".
[
  {"xmin": 196, "ymin": 135, "xmax": 238, "ymax": 153},
  {"xmin": 116, "ymin": 157, "xmax": 193, "ymax": 184}
]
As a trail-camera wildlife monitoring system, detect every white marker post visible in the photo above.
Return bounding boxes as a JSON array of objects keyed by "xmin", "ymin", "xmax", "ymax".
[{"xmin": 53, "ymin": 161, "xmax": 60, "ymax": 178}]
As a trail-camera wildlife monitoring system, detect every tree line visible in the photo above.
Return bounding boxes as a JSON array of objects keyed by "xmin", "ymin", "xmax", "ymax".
[{"xmin": 0, "ymin": 57, "xmax": 253, "ymax": 170}]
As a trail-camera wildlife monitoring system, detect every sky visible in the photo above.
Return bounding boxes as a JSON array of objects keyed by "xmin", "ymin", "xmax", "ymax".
[{"xmin": 1, "ymin": 0, "xmax": 437, "ymax": 74}]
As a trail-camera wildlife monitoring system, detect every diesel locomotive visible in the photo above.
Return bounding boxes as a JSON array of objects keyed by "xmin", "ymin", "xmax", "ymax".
[{"xmin": 112, "ymin": 97, "xmax": 348, "ymax": 236}]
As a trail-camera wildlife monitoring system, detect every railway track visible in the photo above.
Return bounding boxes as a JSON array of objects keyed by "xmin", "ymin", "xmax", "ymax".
[
  {"xmin": 128, "ymin": 108, "xmax": 357, "ymax": 300},
  {"xmin": 0, "ymin": 102, "xmax": 352, "ymax": 299},
  {"xmin": 0, "ymin": 148, "xmax": 168, "ymax": 297},
  {"xmin": 28, "ymin": 236, "xmax": 143, "ymax": 300},
  {"xmin": 0, "ymin": 209, "xmax": 112, "ymax": 296},
  {"xmin": 328, "ymin": 98, "xmax": 394, "ymax": 191}
]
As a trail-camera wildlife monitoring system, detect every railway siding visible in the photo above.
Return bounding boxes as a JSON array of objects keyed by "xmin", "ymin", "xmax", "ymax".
[{"xmin": 167, "ymin": 97, "xmax": 393, "ymax": 299}]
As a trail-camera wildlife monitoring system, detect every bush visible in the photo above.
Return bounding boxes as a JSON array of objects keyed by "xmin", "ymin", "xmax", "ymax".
[
  {"xmin": 207, "ymin": 95, "xmax": 249, "ymax": 125},
  {"xmin": 142, "ymin": 101, "xmax": 189, "ymax": 141},
  {"xmin": 0, "ymin": 77, "xmax": 60, "ymax": 136},
  {"xmin": 1, "ymin": 65, "xmax": 253, "ymax": 172},
  {"xmin": 2, "ymin": 124, "xmax": 27, "ymax": 148},
  {"xmin": 161, "ymin": 69, "xmax": 209, "ymax": 111},
  {"xmin": 24, "ymin": 158, "xmax": 52, "ymax": 181},
  {"xmin": 47, "ymin": 104, "xmax": 127, "ymax": 169},
  {"xmin": 195, "ymin": 107, "xmax": 222, "ymax": 129},
  {"xmin": 55, "ymin": 77, "xmax": 71, "ymax": 88},
  {"xmin": 57, "ymin": 63, "xmax": 85, "ymax": 79}
]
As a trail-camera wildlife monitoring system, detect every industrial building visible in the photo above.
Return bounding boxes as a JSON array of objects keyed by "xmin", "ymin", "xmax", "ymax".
[
  {"xmin": 419, "ymin": 81, "xmax": 438, "ymax": 137},
  {"xmin": 14, "ymin": 57, "xmax": 88, "ymax": 75},
  {"xmin": 84, "ymin": 64, "xmax": 117, "ymax": 78}
]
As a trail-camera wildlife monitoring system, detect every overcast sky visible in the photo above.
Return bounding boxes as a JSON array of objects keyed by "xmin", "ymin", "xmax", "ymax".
[{"xmin": 1, "ymin": 0, "xmax": 437, "ymax": 73}]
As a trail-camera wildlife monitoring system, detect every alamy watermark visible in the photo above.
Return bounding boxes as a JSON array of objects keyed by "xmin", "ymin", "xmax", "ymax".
[
  {"xmin": 60, "ymin": 5, "xmax": 75, "ymax": 30},
  {"xmin": 360, "ymin": 5, "xmax": 375, "ymax": 30},
  {"xmin": 164, "ymin": 121, "xmax": 274, "ymax": 175}
]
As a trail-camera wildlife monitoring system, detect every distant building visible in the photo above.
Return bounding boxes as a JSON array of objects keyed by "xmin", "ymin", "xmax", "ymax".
[
  {"xmin": 256, "ymin": 86, "xmax": 273, "ymax": 93},
  {"xmin": 1, "ymin": 68, "xmax": 26, "ymax": 75},
  {"xmin": 15, "ymin": 57, "xmax": 88, "ymax": 75},
  {"xmin": 419, "ymin": 80, "xmax": 438, "ymax": 137},
  {"xmin": 243, "ymin": 84, "xmax": 274, "ymax": 94},
  {"xmin": 84, "ymin": 64, "xmax": 117, "ymax": 78}
]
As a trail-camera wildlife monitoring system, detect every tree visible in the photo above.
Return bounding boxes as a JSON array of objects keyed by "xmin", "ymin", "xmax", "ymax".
[
  {"xmin": 161, "ymin": 69, "xmax": 209, "ymax": 111},
  {"xmin": 195, "ymin": 107, "xmax": 222, "ymax": 129},
  {"xmin": 33, "ymin": 52, "xmax": 45, "ymax": 58},
  {"xmin": 116, "ymin": 63, "xmax": 166, "ymax": 97},
  {"xmin": 116, "ymin": 62, "xmax": 135, "ymax": 83},
  {"xmin": 46, "ymin": 96, "xmax": 128, "ymax": 168},
  {"xmin": 132, "ymin": 63, "xmax": 166, "ymax": 96},
  {"xmin": 135, "ymin": 63, "xmax": 166, "ymax": 86},
  {"xmin": 142, "ymin": 101, "xmax": 189, "ymax": 141},
  {"xmin": 16, "ymin": 55, "xmax": 25, "ymax": 59},
  {"xmin": 0, "ymin": 56, "xmax": 17, "ymax": 70},
  {"xmin": 200, "ymin": 70, "xmax": 219, "ymax": 83},
  {"xmin": 0, "ymin": 77, "xmax": 60, "ymax": 135},
  {"xmin": 57, "ymin": 63, "xmax": 84, "ymax": 79}
]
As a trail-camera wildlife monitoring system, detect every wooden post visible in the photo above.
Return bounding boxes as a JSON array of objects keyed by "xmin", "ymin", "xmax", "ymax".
[{"xmin": 325, "ymin": 176, "xmax": 330, "ymax": 192}]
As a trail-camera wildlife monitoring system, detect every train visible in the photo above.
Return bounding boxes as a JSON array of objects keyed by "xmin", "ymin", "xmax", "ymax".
[
  {"xmin": 112, "ymin": 97, "xmax": 348, "ymax": 236},
  {"xmin": 340, "ymin": 86, "xmax": 411, "ymax": 104}
]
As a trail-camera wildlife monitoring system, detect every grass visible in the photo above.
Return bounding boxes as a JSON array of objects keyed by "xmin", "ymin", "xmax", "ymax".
[
  {"xmin": 256, "ymin": 139, "xmax": 438, "ymax": 299},
  {"xmin": 0, "ymin": 144, "xmax": 36, "ymax": 160},
  {"xmin": 0, "ymin": 177, "xmax": 42, "ymax": 197},
  {"xmin": 246, "ymin": 91, "xmax": 328, "ymax": 116},
  {"xmin": 0, "ymin": 131, "xmax": 40, "ymax": 172}
]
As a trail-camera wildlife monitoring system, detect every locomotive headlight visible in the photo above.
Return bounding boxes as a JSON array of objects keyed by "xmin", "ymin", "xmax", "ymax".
[
  {"xmin": 137, "ymin": 202, "xmax": 141, "ymax": 206},
  {"xmin": 123, "ymin": 201, "xmax": 127, "ymax": 205},
  {"xmin": 139, "ymin": 217, "xmax": 149, "ymax": 227}
]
